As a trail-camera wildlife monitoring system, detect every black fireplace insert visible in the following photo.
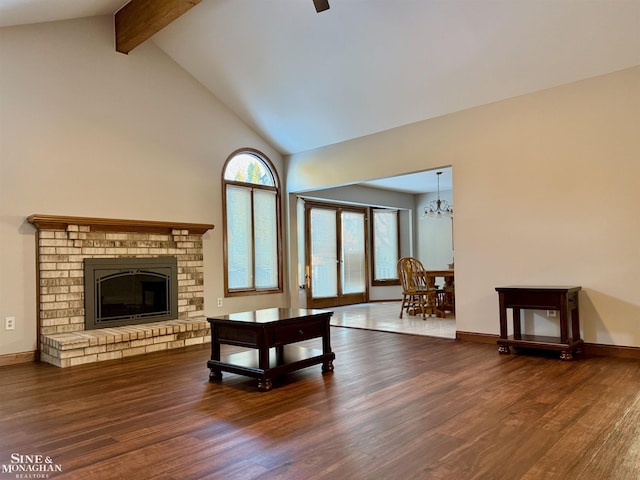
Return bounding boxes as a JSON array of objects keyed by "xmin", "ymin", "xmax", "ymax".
[{"xmin": 84, "ymin": 257, "xmax": 178, "ymax": 330}]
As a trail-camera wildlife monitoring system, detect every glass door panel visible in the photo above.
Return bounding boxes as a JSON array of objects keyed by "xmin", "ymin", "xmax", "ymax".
[
  {"xmin": 306, "ymin": 203, "xmax": 368, "ymax": 308},
  {"xmin": 341, "ymin": 211, "xmax": 366, "ymax": 295},
  {"xmin": 309, "ymin": 208, "xmax": 338, "ymax": 299}
]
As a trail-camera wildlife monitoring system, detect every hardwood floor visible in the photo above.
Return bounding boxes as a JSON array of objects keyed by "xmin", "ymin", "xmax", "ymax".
[{"xmin": 1, "ymin": 327, "xmax": 640, "ymax": 479}]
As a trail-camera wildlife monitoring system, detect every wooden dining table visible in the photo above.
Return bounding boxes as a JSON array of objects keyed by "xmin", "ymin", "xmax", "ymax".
[
  {"xmin": 422, "ymin": 269, "xmax": 454, "ymax": 288},
  {"xmin": 421, "ymin": 269, "xmax": 455, "ymax": 317}
]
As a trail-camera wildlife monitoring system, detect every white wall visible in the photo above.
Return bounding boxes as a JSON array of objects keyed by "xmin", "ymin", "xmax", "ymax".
[
  {"xmin": 287, "ymin": 66, "xmax": 640, "ymax": 347},
  {"xmin": 0, "ymin": 17, "xmax": 286, "ymax": 356}
]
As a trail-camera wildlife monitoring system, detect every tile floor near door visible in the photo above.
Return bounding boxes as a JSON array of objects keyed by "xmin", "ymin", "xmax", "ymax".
[{"xmin": 329, "ymin": 301, "xmax": 456, "ymax": 339}]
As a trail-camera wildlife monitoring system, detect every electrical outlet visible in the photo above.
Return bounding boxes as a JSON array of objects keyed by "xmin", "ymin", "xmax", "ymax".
[
  {"xmin": 217, "ymin": 298, "xmax": 223, "ymax": 307},
  {"xmin": 5, "ymin": 316, "xmax": 16, "ymax": 330},
  {"xmin": 547, "ymin": 310, "xmax": 557, "ymax": 317}
]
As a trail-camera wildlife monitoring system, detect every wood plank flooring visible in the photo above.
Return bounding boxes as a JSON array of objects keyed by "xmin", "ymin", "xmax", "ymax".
[{"xmin": 1, "ymin": 327, "xmax": 640, "ymax": 479}]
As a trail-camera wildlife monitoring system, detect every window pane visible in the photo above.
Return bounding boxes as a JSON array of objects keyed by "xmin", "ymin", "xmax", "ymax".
[
  {"xmin": 373, "ymin": 209, "xmax": 399, "ymax": 281},
  {"xmin": 341, "ymin": 211, "xmax": 366, "ymax": 294},
  {"xmin": 254, "ymin": 189, "xmax": 278, "ymax": 288},
  {"xmin": 224, "ymin": 153, "xmax": 275, "ymax": 186},
  {"xmin": 310, "ymin": 209, "xmax": 337, "ymax": 298},
  {"xmin": 226, "ymin": 186, "xmax": 252, "ymax": 289}
]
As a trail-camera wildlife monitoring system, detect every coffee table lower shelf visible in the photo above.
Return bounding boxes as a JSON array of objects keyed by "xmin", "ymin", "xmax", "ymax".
[
  {"xmin": 208, "ymin": 345, "xmax": 335, "ymax": 391},
  {"xmin": 497, "ymin": 334, "xmax": 584, "ymax": 360}
]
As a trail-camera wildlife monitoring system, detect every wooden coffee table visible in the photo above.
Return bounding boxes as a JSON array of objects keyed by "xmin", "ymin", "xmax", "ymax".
[{"xmin": 207, "ymin": 308, "xmax": 335, "ymax": 391}]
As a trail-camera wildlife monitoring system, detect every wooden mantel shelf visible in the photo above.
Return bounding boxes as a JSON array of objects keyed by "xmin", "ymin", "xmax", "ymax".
[{"xmin": 27, "ymin": 214, "xmax": 214, "ymax": 235}]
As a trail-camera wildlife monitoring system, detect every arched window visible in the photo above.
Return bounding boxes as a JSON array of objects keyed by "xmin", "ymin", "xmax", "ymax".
[{"xmin": 222, "ymin": 149, "xmax": 282, "ymax": 295}]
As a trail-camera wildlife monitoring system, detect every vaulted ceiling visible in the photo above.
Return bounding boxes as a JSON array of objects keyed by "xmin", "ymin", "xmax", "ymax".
[{"xmin": 2, "ymin": 0, "xmax": 639, "ymax": 161}]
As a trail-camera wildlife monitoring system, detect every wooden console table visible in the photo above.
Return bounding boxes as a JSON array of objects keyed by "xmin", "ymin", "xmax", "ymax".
[
  {"xmin": 496, "ymin": 286, "xmax": 583, "ymax": 360},
  {"xmin": 207, "ymin": 308, "xmax": 335, "ymax": 391}
]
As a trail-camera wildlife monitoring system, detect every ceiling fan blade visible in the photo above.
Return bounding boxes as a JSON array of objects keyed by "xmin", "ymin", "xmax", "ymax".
[{"xmin": 313, "ymin": 0, "xmax": 330, "ymax": 13}]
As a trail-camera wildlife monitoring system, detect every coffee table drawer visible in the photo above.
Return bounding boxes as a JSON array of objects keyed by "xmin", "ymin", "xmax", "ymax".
[
  {"xmin": 217, "ymin": 325, "xmax": 258, "ymax": 346},
  {"xmin": 273, "ymin": 320, "xmax": 324, "ymax": 345}
]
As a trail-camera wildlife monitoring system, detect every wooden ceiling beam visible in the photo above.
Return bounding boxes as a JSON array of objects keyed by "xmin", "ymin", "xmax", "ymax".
[{"xmin": 115, "ymin": 0, "xmax": 202, "ymax": 54}]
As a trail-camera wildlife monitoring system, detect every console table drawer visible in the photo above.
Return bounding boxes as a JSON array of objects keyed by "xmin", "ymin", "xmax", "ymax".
[
  {"xmin": 503, "ymin": 291, "xmax": 560, "ymax": 309},
  {"xmin": 273, "ymin": 320, "xmax": 324, "ymax": 345}
]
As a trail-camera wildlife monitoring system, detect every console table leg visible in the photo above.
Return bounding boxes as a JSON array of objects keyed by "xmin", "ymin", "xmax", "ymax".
[
  {"xmin": 571, "ymin": 306, "xmax": 582, "ymax": 344},
  {"xmin": 209, "ymin": 369, "xmax": 222, "ymax": 381},
  {"xmin": 560, "ymin": 350, "xmax": 574, "ymax": 361}
]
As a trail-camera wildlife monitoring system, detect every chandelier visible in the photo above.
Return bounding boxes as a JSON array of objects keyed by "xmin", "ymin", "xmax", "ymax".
[{"xmin": 423, "ymin": 171, "xmax": 453, "ymax": 218}]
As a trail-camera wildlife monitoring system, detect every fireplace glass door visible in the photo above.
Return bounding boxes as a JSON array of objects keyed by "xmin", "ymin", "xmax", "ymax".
[{"xmin": 84, "ymin": 257, "xmax": 178, "ymax": 329}]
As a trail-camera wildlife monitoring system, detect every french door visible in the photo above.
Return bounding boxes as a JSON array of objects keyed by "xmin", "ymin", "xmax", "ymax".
[{"xmin": 305, "ymin": 202, "xmax": 368, "ymax": 308}]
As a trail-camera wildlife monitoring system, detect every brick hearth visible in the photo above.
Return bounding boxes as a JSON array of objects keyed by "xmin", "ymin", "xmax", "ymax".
[
  {"xmin": 41, "ymin": 317, "xmax": 210, "ymax": 367},
  {"xmin": 28, "ymin": 215, "xmax": 214, "ymax": 367}
]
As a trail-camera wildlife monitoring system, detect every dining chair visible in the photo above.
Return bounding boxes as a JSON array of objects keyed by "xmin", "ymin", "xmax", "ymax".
[{"xmin": 397, "ymin": 257, "xmax": 440, "ymax": 319}]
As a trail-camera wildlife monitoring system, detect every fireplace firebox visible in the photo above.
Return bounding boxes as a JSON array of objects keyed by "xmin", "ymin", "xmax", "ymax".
[{"xmin": 84, "ymin": 257, "xmax": 178, "ymax": 330}]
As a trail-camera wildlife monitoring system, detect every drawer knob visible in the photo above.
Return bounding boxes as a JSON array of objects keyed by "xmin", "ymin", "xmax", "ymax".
[{"xmin": 298, "ymin": 329, "xmax": 304, "ymax": 335}]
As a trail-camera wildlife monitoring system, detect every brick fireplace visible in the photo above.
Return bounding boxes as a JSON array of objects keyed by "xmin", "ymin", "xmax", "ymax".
[{"xmin": 27, "ymin": 215, "xmax": 214, "ymax": 367}]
